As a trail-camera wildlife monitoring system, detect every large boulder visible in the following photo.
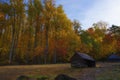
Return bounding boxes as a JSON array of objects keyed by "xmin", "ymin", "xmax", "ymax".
[
  {"xmin": 16, "ymin": 75, "xmax": 29, "ymax": 80},
  {"xmin": 55, "ymin": 74, "xmax": 77, "ymax": 80}
]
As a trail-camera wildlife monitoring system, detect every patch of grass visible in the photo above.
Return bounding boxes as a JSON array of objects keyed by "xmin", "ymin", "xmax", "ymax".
[
  {"xmin": 97, "ymin": 77, "xmax": 112, "ymax": 80},
  {"xmin": 0, "ymin": 63, "xmax": 120, "ymax": 80},
  {"xmin": 96, "ymin": 65, "xmax": 120, "ymax": 80},
  {"xmin": 0, "ymin": 64, "xmax": 82, "ymax": 80}
]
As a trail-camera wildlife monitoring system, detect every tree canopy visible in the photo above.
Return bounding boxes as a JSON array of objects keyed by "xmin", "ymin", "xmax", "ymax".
[{"xmin": 0, "ymin": 0, "xmax": 120, "ymax": 65}]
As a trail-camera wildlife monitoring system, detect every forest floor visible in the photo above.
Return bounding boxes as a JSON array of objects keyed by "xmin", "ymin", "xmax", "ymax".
[{"xmin": 0, "ymin": 62, "xmax": 120, "ymax": 80}]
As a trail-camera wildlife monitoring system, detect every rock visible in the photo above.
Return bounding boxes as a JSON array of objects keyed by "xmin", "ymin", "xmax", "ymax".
[
  {"xmin": 55, "ymin": 74, "xmax": 77, "ymax": 80},
  {"xmin": 16, "ymin": 75, "xmax": 29, "ymax": 80}
]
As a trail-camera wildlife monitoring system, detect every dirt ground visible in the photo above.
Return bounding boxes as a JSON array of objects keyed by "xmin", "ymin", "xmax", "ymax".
[{"xmin": 0, "ymin": 62, "xmax": 120, "ymax": 80}]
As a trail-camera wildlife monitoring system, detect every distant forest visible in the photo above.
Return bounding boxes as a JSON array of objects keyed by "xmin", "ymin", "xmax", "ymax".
[{"xmin": 0, "ymin": 0, "xmax": 120, "ymax": 65}]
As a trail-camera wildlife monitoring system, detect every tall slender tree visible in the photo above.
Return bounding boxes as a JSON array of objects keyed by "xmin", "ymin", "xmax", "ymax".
[{"xmin": 9, "ymin": 0, "xmax": 25, "ymax": 64}]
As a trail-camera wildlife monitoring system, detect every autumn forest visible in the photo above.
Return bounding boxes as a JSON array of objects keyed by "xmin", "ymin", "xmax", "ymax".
[{"xmin": 0, "ymin": 0, "xmax": 120, "ymax": 65}]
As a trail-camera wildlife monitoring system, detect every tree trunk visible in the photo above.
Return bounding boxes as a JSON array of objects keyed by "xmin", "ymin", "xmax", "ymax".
[
  {"xmin": 9, "ymin": 36, "xmax": 15, "ymax": 64},
  {"xmin": 44, "ymin": 26, "xmax": 48, "ymax": 64},
  {"xmin": 54, "ymin": 31, "xmax": 57, "ymax": 63},
  {"xmin": 9, "ymin": 8, "xmax": 16, "ymax": 64}
]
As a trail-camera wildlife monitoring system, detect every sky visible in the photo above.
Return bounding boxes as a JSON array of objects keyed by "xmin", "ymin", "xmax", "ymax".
[{"xmin": 56, "ymin": 0, "xmax": 120, "ymax": 29}]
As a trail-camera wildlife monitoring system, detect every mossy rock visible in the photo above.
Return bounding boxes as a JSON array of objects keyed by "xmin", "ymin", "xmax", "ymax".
[
  {"xmin": 16, "ymin": 75, "xmax": 29, "ymax": 80},
  {"xmin": 29, "ymin": 75, "xmax": 49, "ymax": 80}
]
